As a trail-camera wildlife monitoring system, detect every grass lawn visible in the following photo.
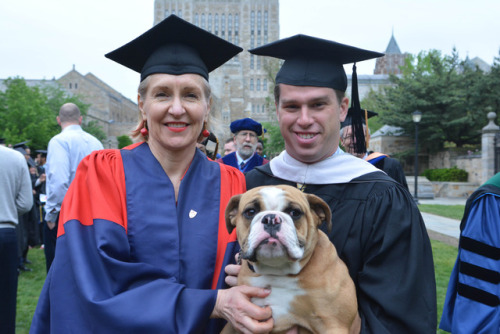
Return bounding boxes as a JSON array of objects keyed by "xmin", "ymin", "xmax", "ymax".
[
  {"xmin": 17, "ymin": 204, "xmax": 462, "ymax": 333},
  {"xmin": 418, "ymin": 204, "xmax": 466, "ymax": 221}
]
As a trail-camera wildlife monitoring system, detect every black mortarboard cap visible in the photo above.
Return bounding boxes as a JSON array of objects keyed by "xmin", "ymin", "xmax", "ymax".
[
  {"xmin": 13, "ymin": 141, "xmax": 29, "ymax": 150},
  {"xmin": 340, "ymin": 63, "xmax": 378, "ymax": 153},
  {"xmin": 249, "ymin": 34, "xmax": 384, "ymax": 92},
  {"xmin": 105, "ymin": 15, "xmax": 243, "ymax": 81},
  {"xmin": 36, "ymin": 149, "xmax": 48, "ymax": 157}
]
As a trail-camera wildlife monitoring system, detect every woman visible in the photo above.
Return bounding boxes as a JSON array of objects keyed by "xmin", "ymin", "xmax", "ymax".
[{"xmin": 30, "ymin": 15, "xmax": 272, "ymax": 334}]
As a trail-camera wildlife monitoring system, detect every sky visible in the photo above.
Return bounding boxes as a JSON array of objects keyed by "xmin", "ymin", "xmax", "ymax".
[{"xmin": 1, "ymin": 0, "xmax": 499, "ymax": 102}]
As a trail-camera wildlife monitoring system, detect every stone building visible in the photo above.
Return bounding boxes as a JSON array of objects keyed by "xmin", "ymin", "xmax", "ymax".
[
  {"xmin": 58, "ymin": 67, "xmax": 139, "ymax": 148},
  {"xmin": 153, "ymin": 0, "xmax": 280, "ymax": 138}
]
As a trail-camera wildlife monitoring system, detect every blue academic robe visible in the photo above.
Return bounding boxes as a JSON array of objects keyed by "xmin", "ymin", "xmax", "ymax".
[
  {"xmin": 30, "ymin": 142, "xmax": 245, "ymax": 334},
  {"xmin": 440, "ymin": 175, "xmax": 500, "ymax": 333}
]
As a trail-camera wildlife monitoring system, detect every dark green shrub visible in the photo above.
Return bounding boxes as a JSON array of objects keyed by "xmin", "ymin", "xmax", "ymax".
[
  {"xmin": 423, "ymin": 166, "xmax": 468, "ymax": 182},
  {"xmin": 117, "ymin": 135, "xmax": 133, "ymax": 149}
]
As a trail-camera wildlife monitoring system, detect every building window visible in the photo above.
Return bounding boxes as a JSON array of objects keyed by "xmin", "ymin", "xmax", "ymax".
[
  {"xmin": 235, "ymin": 14, "xmax": 239, "ymax": 35},
  {"xmin": 194, "ymin": 13, "xmax": 199, "ymax": 26},
  {"xmin": 257, "ymin": 56, "xmax": 261, "ymax": 69},
  {"xmin": 178, "ymin": 10, "xmax": 182, "ymax": 18},
  {"xmin": 263, "ymin": 79, "xmax": 267, "ymax": 91},
  {"xmin": 221, "ymin": 14, "xmax": 225, "ymax": 36},
  {"xmin": 208, "ymin": 13, "xmax": 212, "ymax": 32},
  {"xmin": 262, "ymin": 105, "xmax": 265, "ymax": 114},
  {"xmin": 165, "ymin": 10, "xmax": 169, "ymax": 18},
  {"xmin": 251, "ymin": 11, "xmax": 255, "ymax": 34},
  {"xmin": 250, "ymin": 35, "xmax": 254, "ymax": 49},
  {"xmin": 201, "ymin": 14, "xmax": 205, "ymax": 29},
  {"xmin": 228, "ymin": 14, "xmax": 232, "ymax": 33},
  {"xmin": 250, "ymin": 79, "xmax": 254, "ymax": 91},
  {"xmin": 250, "ymin": 55, "xmax": 254, "ymax": 69},
  {"xmin": 215, "ymin": 13, "xmax": 219, "ymax": 35},
  {"xmin": 264, "ymin": 11, "xmax": 268, "ymax": 34},
  {"xmin": 69, "ymin": 83, "xmax": 72, "ymax": 89},
  {"xmin": 235, "ymin": 35, "xmax": 239, "ymax": 45},
  {"xmin": 264, "ymin": 34, "xmax": 268, "ymax": 44},
  {"xmin": 172, "ymin": 10, "xmax": 176, "ymax": 16},
  {"xmin": 257, "ymin": 79, "xmax": 261, "ymax": 91},
  {"xmin": 257, "ymin": 11, "xmax": 261, "ymax": 35},
  {"xmin": 257, "ymin": 35, "xmax": 261, "ymax": 47},
  {"xmin": 75, "ymin": 83, "xmax": 78, "ymax": 89}
]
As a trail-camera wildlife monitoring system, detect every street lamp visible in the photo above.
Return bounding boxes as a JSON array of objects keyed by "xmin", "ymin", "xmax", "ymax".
[{"xmin": 412, "ymin": 110, "xmax": 422, "ymax": 203}]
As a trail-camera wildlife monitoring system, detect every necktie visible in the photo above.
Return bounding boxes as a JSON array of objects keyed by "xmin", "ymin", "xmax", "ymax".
[{"xmin": 240, "ymin": 162, "xmax": 246, "ymax": 169}]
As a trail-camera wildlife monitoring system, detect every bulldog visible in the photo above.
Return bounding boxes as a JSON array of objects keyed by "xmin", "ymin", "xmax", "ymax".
[{"xmin": 222, "ymin": 185, "xmax": 360, "ymax": 334}]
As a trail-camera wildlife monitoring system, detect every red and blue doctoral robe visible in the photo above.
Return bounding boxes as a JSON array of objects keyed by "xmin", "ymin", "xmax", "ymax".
[{"xmin": 30, "ymin": 142, "xmax": 245, "ymax": 334}]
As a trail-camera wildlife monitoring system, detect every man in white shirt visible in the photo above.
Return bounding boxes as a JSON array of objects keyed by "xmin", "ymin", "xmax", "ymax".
[{"xmin": 44, "ymin": 103, "xmax": 103, "ymax": 271}]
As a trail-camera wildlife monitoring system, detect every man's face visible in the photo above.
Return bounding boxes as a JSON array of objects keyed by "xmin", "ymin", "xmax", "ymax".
[
  {"xmin": 234, "ymin": 130, "xmax": 258, "ymax": 160},
  {"xmin": 340, "ymin": 125, "xmax": 366, "ymax": 159},
  {"xmin": 256, "ymin": 142, "xmax": 263, "ymax": 156},
  {"xmin": 224, "ymin": 141, "xmax": 236, "ymax": 155},
  {"xmin": 276, "ymin": 84, "xmax": 348, "ymax": 164}
]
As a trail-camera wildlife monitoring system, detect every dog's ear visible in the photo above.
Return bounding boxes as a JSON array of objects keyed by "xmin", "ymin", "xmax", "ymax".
[
  {"xmin": 225, "ymin": 194, "xmax": 242, "ymax": 234},
  {"xmin": 306, "ymin": 194, "xmax": 332, "ymax": 233}
]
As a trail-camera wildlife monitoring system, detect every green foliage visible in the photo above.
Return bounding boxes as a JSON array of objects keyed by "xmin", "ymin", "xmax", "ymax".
[
  {"xmin": 117, "ymin": 135, "xmax": 133, "ymax": 149},
  {"xmin": 0, "ymin": 77, "xmax": 104, "ymax": 150},
  {"xmin": 423, "ymin": 166, "xmax": 468, "ymax": 182},
  {"xmin": 262, "ymin": 122, "xmax": 284, "ymax": 158},
  {"xmin": 82, "ymin": 120, "xmax": 107, "ymax": 142},
  {"xmin": 362, "ymin": 49, "xmax": 500, "ymax": 153}
]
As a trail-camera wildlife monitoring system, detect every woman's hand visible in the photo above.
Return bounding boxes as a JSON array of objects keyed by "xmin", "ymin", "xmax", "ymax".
[{"xmin": 212, "ymin": 286, "xmax": 273, "ymax": 334}]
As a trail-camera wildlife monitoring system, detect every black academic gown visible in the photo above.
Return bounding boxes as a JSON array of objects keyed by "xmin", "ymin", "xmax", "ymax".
[
  {"xmin": 245, "ymin": 164, "xmax": 437, "ymax": 333},
  {"xmin": 367, "ymin": 154, "xmax": 409, "ymax": 192}
]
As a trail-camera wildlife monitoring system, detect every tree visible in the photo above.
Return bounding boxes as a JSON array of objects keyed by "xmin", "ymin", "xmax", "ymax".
[
  {"xmin": 363, "ymin": 49, "xmax": 497, "ymax": 153},
  {"xmin": 0, "ymin": 77, "xmax": 104, "ymax": 150},
  {"xmin": 117, "ymin": 135, "xmax": 133, "ymax": 149}
]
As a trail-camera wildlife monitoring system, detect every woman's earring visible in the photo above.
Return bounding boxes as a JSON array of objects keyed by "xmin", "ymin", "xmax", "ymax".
[
  {"xmin": 202, "ymin": 129, "xmax": 210, "ymax": 137},
  {"xmin": 140, "ymin": 121, "xmax": 149, "ymax": 137}
]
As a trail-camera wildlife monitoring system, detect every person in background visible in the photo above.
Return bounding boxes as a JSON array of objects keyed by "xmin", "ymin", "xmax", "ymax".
[
  {"xmin": 256, "ymin": 138, "xmax": 265, "ymax": 157},
  {"xmin": 217, "ymin": 118, "xmax": 268, "ymax": 172},
  {"xmin": 223, "ymin": 137, "xmax": 236, "ymax": 156},
  {"xmin": 13, "ymin": 141, "xmax": 37, "ymax": 272},
  {"xmin": 440, "ymin": 172, "xmax": 500, "ymax": 333},
  {"xmin": 34, "ymin": 149, "xmax": 47, "ymax": 249},
  {"xmin": 340, "ymin": 107, "xmax": 409, "ymax": 191},
  {"xmin": 43, "ymin": 102, "xmax": 103, "ymax": 271},
  {"xmin": 240, "ymin": 34, "xmax": 436, "ymax": 333},
  {"xmin": 31, "ymin": 15, "xmax": 273, "ymax": 334},
  {"xmin": 0, "ymin": 143, "xmax": 33, "ymax": 334}
]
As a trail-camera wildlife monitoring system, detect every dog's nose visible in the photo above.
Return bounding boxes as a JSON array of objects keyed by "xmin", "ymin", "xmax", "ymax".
[{"xmin": 262, "ymin": 214, "xmax": 281, "ymax": 235}]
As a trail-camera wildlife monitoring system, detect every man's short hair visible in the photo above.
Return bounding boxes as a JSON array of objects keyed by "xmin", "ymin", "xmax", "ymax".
[{"xmin": 59, "ymin": 103, "xmax": 81, "ymax": 123}]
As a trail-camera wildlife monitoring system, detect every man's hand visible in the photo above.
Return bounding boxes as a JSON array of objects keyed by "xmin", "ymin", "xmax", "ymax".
[
  {"xmin": 212, "ymin": 286, "xmax": 273, "ymax": 334},
  {"xmin": 47, "ymin": 221, "xmax": 56, "ymax": 230}
]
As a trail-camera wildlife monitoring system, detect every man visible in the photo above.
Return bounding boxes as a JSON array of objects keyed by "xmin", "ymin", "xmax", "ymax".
[
  {"xmin": 256, "ymin": 138, "xmax": 265, "ymax": 157},
  {"xmin": 13, "ymin": 141, "xmax": 37, "ymax": 272},
  {"xmin": 223, "ymin": 138, "xmax": 236, "ymax": 156},
  {"xmin": 340, "ymin": 110, "xmax": 409, "ymax": 191},
  {"xmin": 217, "ymin": 118, "xmax": 268, "ymax": 172},
  {"xmin": 0, "ymin": 143, "xmax": 33, "ymax": 334},
  {"xmin": 34, "ymin": 150, "xmax": 47, "ymax": 252},
  {"xmin": 244, "ymin": 34, "xmax": 437, "ymax": 333},
  {"xmin": 44, "ymin": 103, "xmax": 103, "ymax": 271},
  {"xmin": 440, "ymin": 172, "xmax": 500, "ymax": 333}
]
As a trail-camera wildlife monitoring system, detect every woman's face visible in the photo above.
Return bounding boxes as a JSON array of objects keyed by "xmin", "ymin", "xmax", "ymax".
[{"xmin": 139, "ymin": 73, "xmax": 210, "ymax": 153}]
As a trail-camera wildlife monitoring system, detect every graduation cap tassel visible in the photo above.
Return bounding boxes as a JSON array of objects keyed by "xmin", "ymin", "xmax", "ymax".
[{"xmin": 350, "ymin": 63, "xmax": 366, "ymax": 154}]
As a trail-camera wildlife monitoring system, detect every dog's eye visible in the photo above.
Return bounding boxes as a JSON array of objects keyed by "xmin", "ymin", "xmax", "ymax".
[
  {"xmin": 287, "ymin": 209, "xmax": 303, "ymax": 220},
  {"xmin": 243, "ymin": 208, "xmax": 257, "ymax": 219}
]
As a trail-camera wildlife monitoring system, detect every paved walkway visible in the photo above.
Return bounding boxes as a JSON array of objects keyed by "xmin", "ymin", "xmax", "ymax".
[{"xmin": 418, "ymin": 197, "xmax": 466, "ymax": 246}]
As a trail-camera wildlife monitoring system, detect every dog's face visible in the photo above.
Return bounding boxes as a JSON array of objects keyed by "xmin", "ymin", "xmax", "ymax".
[{"xmin": 225, "ymin": 185, "xmax": 332, "ymax": 274}]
